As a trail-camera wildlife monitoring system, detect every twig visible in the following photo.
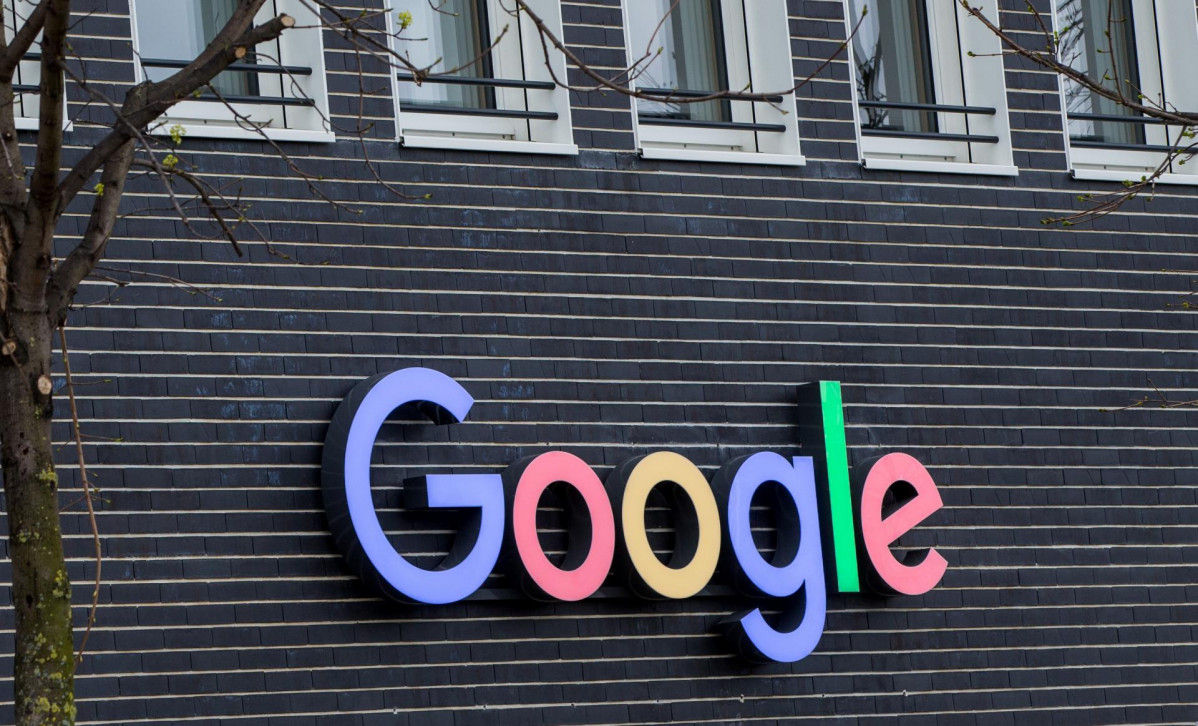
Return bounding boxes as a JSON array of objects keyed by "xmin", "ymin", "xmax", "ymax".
[
  {"xmin": 129, "ymin": 159, "xmax": 249, "ymax": 255},
  {"xmin": 59, "ymin": 325, "xmax": 101, "ymax": 666},
  {"xmin": 92, "ymin": 265, "xmax": 223, "ymax": 302},
  {"xmin": 959, "ymin": 0, "xmax": 1198, "ymax": 225},
  {"xmin": 512, "ymin": 0, "xmax": 866, "ymax": 108},
  {"xmin": 1101, "ymin": 378, "xmax": 1198, "ymax": 411}
]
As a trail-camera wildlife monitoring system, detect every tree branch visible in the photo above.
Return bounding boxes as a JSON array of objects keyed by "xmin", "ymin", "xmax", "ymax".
[
  {"xmin": 128, "ymin": 158, "xmax": 248, "ymax": 254},
  {"xmin": 512, "ymin": 0, "xmax": 861, "ymax": 106},
  {"xmin": 960, "ymin": 1, "xmax": 1198, "ymax": 126},
  {"xmin": 0, "ymin": 0, "xmax": 49, "ymax": 224},
  {"xmin": 55, "ymin": 2, "xmax": 293, "ymax": 210},
  {"xmin": 959, "ymin": 0, "xmax": 1198, "ymax": 224},
  {"xmin": 9, "ymin": 0, "xmax": 68, "ymax": 313},
  {"xmin": 26, "ymin": 0, "xmax": 69, "ymax": 212},
  {"xmin": 0, "ymin": 1, "xmax": 46, "ymax": 313},
  {"xmin": 57, "ymin": 325, "xmax": 102, "ymax": 666},
  {"xmin": 45, "ymin": 139, "xmax": 134, "ymax": 324},
  {"xmin": 0, "ymin": 0, "xmax": 51, "ymax": 82}
]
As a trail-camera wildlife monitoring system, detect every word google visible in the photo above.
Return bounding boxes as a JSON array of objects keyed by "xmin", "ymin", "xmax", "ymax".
[{"xmin": 322, "ymin": 368, "xmax": 947, "ymax": 664}]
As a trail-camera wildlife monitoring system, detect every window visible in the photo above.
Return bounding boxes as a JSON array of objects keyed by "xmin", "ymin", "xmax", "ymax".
[
  {"xmin": 624, "ymin": 0, "xmax": 802, "ymax": 166},
  {"xmin": 130, "ymin": 0, "xmax": 333, "ymax": 143},
  {"xmin": 846, "ymin": 0, "xmax": 1015, "ymax": 175},
  {"xmin": 391, "ymin": 0, "xmax": 576, "ymax": 156},
  {"xmin": 1056, "ymin": 0, "xmax": 1198, "ymax": 182},
  {"xmin": 5, "ymin": 0, "xmax": 41, "ymax": 130}
]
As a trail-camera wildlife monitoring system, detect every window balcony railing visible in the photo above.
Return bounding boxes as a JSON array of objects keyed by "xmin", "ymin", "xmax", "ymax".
[
  {"xmin": 1066, "ymin": 112, "xmax": 1191, "ymax": 152},
  {"xmin": 396, "ymin": 73, "xmax": 559, "ymax": 121},
  {"xmin": 15, "ymin": 51, "xmax": 38, "ymax": 93},
  {"xmin": 858, "ymin": 101, "xmax": 999, "ymax": 144},
  {"xmin": 141, "ymin": 58, "xmax": 316, "ymax": 107},
  {"xmin": 636, "ymin": 87, "xmax": 787, "ymax": 133}
]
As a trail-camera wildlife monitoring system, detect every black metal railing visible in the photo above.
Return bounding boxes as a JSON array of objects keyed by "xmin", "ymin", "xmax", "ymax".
[
  {"xmin": 1068, "ymin": 112, "xmax": 1165, "ymax": 125},
  {"xmin": 142, "ymin": 58, "xmax": 312, "ymax": 76},
  {"xmin": 636, "ymin": 86, "xmax": 787, "ymax": 133},
  {"xmin": 1065, "ymin": 112, "xmax": 1188, "ymax": 152},
  {"xmin": 396, "ymin": 73, "xmax": 558, "ymax": 121},
  {"xmin": 397, "ymin": 72, "xmax": 553, "ymax": 92},
  {"xmin": 860, "ymin": 100, "xmax": 995, "ymax": 115},
  {"xmin": 638, "ymin": 116, "xmax": 786, "ymax": 133},
  {"xmin": 399, "ymin": 104, "xmax": 557, "ymax": 121},
  {"xmin": 190, "ymin": 93, "xmax": 314, "ymax": 106},
  {"xmin": 861, "ymin": 129, "xmax": 1000, "ymax": 143},
  {"xmin": 140, "ymin": 58, "xmax": 315, "ymax": 107},
  {"xmin": 637, "ymin": 86, "xmax": 785, "ymax": 104},
  {"xmin": 858, "ymin": 101, "xmax": 999, "ymax": 144},
  {"xmin": 1070, "ymin": 139, "xmax": 1191, "ymax": 152},
  {"xmin": 15, "ymin": 53, "xmax": 39, "ymax": 94}
]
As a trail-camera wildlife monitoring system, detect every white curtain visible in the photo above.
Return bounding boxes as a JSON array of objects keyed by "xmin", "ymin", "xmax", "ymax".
[
  {"xmin": 849, "ymin": 0, "xmax": 936, "ymax": 132},
  {"xmin": 633, "ymin": 0, "xmax": 730, "ymax": 122},
  {"xmin": 135, "ymin": 0, "xmax": 256, "ymax": 95},
  {"xmin": 398, "ymin": 0, "xmax": 492, "ymax": 109},
  {"xmin": 1061, "ymin": 0, "xmax": 1144, "ymax": 145}
]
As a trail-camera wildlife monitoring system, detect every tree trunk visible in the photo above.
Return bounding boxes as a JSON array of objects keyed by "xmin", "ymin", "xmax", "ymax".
[{"xmin": 1, "ymin": 310, "xmax": 74, "ymax": 726}]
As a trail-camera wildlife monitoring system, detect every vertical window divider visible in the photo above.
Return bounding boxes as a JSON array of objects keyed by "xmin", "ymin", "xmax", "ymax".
[
  {"xmin": 515, "ymin": 4, "xmax": 532, "ymax": 143},
  {"xmin": 949, "ymin": 0, "xmax": 974, "ymax": 164},
  {"xmin": 274, "ymin": 2, "xmax": 288, "ymax": 132},
  {"xmin": 1148, "ymin": 3, "xmax": 1169, "ymax": 168},
  {"xmin": 738, "ymin": 0, "xmax": 761, "ymax": 153},
  {"xmin": 477, "ymin": 0, "xmax": 494, "ymax": 110}
]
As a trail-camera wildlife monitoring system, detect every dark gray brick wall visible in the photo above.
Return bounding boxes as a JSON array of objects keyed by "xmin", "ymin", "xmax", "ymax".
[{"xmin": 0, "ymin": 0, "xmax": 1196, "ymax": 723}]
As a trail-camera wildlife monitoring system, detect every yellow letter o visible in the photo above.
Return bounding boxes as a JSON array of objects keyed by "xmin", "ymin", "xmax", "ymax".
[{"xmin": 617, "ymin": 451, "xmax": 721, "ymax": 599}]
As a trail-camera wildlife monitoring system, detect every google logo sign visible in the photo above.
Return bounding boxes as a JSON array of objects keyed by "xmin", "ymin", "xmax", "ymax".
[{"xmin": 322, "ymin": 368, "xmax": 947, "ymax": 664}]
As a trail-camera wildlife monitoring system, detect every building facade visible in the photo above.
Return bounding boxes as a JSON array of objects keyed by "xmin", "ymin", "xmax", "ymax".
[{"xmin": 2, "ymin": 0, "xmax": 1198, "ymax": 723}]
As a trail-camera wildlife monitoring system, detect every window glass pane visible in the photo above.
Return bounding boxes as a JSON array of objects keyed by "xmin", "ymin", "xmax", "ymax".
[
  {"xmin": 397, "ymin": 0, "xmax": 494, "ymax": 110},
  {"xmin": 135, "ymin": 0, "xmax": 259, "ymax": 96},
  {"xmin": 1059, "ymin": 0, "xmax": 1145, "ymax": 145},
  {"xmin": 850, "ymin": 0, "xmax": 937, "ymax": 133},
  {"xmin": 6, "ymin": 1, "xmax": 37, "ymax": 116},
  {"xmin": 632, "ymin": 0, "xmax": 731, "ymax": 123}
]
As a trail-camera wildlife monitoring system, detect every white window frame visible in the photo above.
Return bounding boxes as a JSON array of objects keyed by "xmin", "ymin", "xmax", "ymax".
[
  {"xmin": 1057, "ymin": 0, "xmax": 1198, "ymax": 185},
  {"xmin": 846, "ymin": 0, "xmax": 1017, "ymax": 176},
  {"xmin": 128, "ymin": 0, "xmax": 334, "ymax": 143},
  {"xmin": 7, "ymin": 0, "xmax": 41, "ymax": 131},
  {"xmin": 622, "ymin": 0, "xmax": 804, "ymax": 167},
  {"xmin": 389, "ymin": 0, "xmax": 577, "ymax": 156}
]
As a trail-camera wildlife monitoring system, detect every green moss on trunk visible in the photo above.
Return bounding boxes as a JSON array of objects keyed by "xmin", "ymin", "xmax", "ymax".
[{"xmin": 2, "ymin": 311, "xmax": 75, "ymax": 725}]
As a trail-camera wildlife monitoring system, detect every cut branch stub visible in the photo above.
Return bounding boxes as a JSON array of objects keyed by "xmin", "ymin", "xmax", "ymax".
[
  {"xmin": 0, "ymin": 336, "xmax": 26, "ymax": 366},
  {"xmin": 36, "ymin": 375, "xmax": 52, "ymax": 396}
]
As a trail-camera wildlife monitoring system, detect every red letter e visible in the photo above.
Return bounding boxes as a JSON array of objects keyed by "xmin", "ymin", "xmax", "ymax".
[{"xmin": 858, "ymin": 453, "xmax": 947, "ymax": 596}]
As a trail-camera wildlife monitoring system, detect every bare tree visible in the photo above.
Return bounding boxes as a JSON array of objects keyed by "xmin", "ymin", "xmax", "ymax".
[
  {"xmin": 0, "ymin": 5, "xmax": 306, "ymax": 722},
  {"xmin": 0, "ymin": 1, "xmax": 852, "ymax": 722}
]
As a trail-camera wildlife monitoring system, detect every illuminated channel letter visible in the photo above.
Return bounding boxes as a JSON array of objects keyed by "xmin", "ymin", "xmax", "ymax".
[
  {"xmin": 321, "ymin": 367, "xmax": 504, "ymax": 605},
  {"xmin": 713, "ymin": 452, "xmax": 826, "ymax": 663},
  {"xmin": 857, "ymin": 453, "xmax": 947, "ymax": 596},
  {"xmin": 504, "ymin": 451, "xmax": 616, "ymax": 602},
  {"xmin": 605, "ymin": 451, "xmax": 721, "ymax": 600},
  {"xmin": 796, "ymin": 381, "xmax": 859, "ymax": 593}
]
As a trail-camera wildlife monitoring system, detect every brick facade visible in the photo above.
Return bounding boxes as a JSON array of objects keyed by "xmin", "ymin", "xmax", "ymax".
[{"xmin": 1, "ymin": 0, "xmax": 1196, "ymax": 723}]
